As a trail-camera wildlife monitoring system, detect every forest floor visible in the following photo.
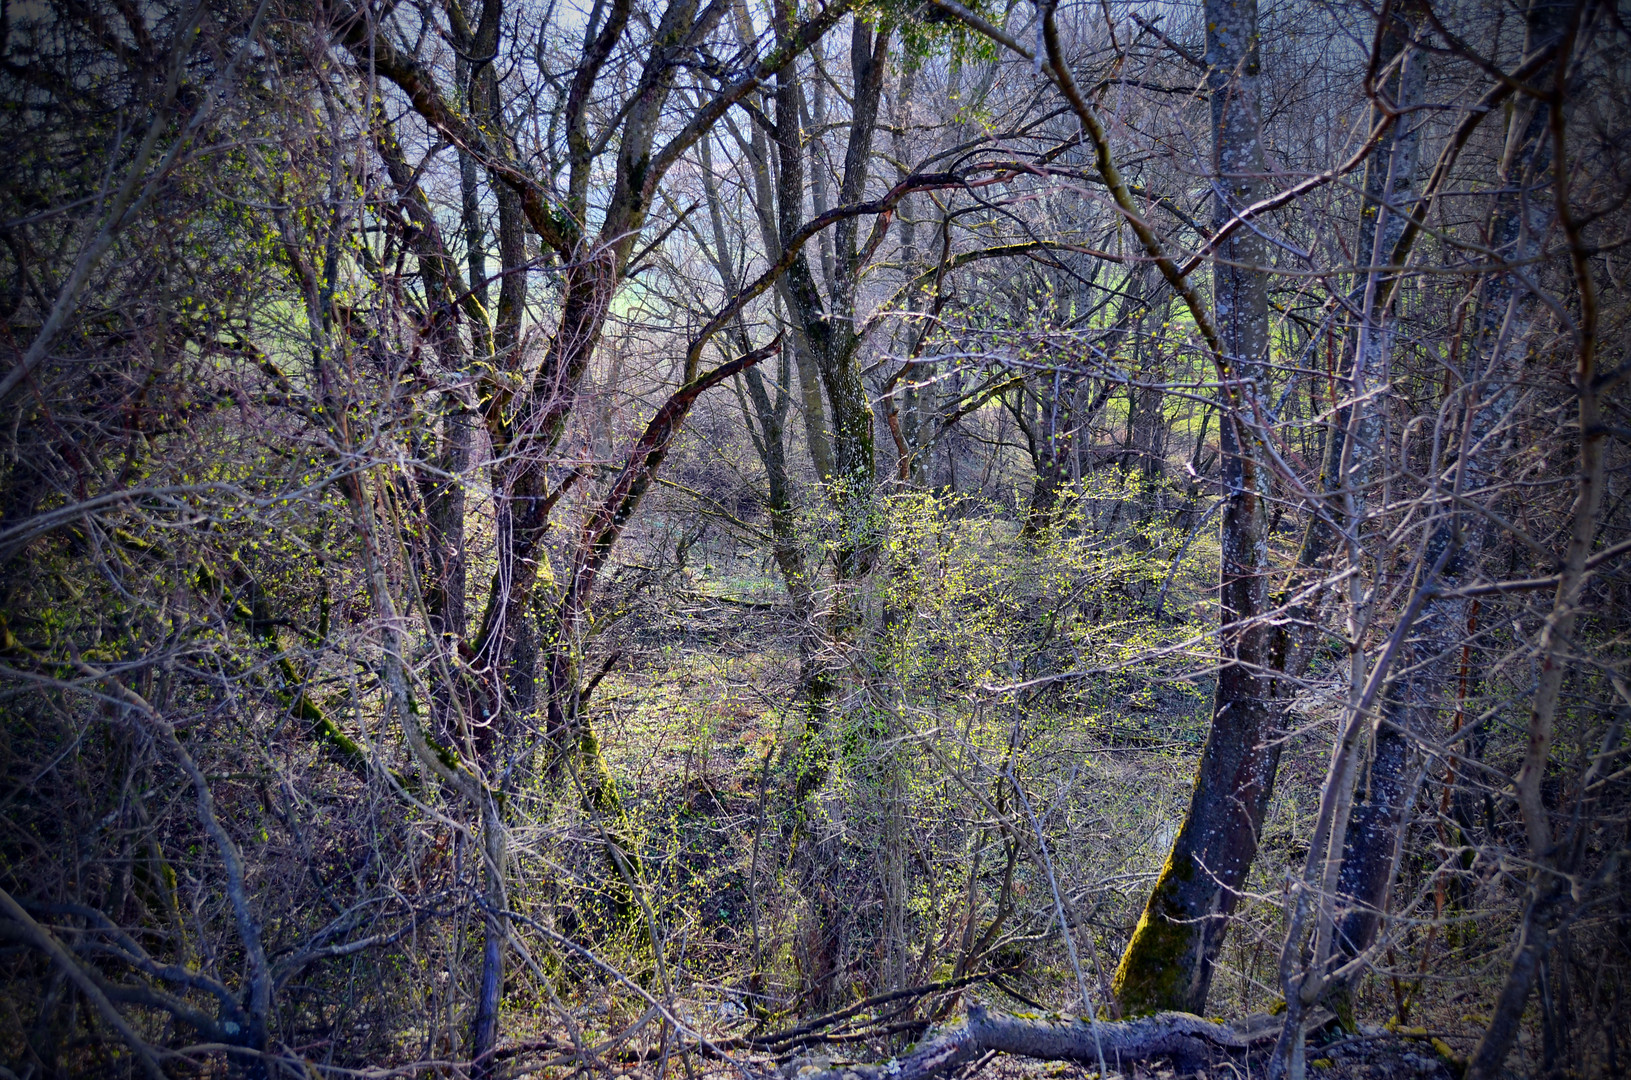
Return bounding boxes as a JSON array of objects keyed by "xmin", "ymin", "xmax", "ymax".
[
  {"xmin": 495, "ymin": 563, "xmax": 1509, "ymax": 1080},
  {"xmin": 940, "ymin": 1037, "xmax": 1462, "ymax": 1080},
  {"xmin": 515, "ymin": 652, "xmax": 1493, "ymax": 1076}
]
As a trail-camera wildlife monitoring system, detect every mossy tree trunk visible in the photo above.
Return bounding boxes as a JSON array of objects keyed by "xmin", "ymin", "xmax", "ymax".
[
  {"xmin": 1113, "ymin": 0, "xmax": 1277, "ymax": 1017},
  {"xmin": 763, "ymin": 3, "xmax": 891, "ymax": 1008}
]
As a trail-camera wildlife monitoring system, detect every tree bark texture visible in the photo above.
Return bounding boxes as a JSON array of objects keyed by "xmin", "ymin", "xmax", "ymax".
[
  {"xmin": 1317, "ymin": 0, "xmax": 1433, "ymax": 974},
  {"xmin": 772, "ymin": 8, "xmax": 886, "ymax": 581},
  {"xmin": 1113, "ymin": 0, "xmax": 1277, "ymax": 1017},
  {"xmin": 1329, "ymin": 0, "xmax": 1567, "ymax": 988}
]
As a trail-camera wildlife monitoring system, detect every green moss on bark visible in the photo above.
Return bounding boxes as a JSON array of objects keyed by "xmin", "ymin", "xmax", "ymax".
[
  {"xmin": 1113, "ymin": 849, "xmax": 1202, "ymax": 1015},
  {"xmin": 578, "ymin": 721, "xmax": 647, "ymax": 934}
]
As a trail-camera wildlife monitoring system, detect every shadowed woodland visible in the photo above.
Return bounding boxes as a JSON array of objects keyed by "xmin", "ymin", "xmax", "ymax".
[{"xmin": 2, "ymin": 0, "xmax": 1631, "ymax": 1076}]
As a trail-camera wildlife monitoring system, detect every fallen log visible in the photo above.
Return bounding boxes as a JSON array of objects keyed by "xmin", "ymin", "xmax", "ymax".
[
  {"xmin": 789, "ymin": 1003, "xmax": 1306, "ymax": 1080},
  {"xmin": 744, "ymin": 967, "xmax": 1025, "ymax": 1051}
]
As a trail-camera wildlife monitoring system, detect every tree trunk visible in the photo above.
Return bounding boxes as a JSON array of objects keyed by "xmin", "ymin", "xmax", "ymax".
[
  {"xmin": 470, "ymin": 801, "xmax": 508, "ymax": 1080},
  {"xmin": 467, "ymin": 22, "xmax": 524, "ymax": 1064},
  {"xmin": 1019, "ymin": 373, "xmax": 1075, "ymax": 539},
  {"xmin": 1326, "ymin": 0, "xmax": 1564, "ymax": 990},
  {"xmin": 766, "ymin": 6, "xmax": 890, "ymax": 1007},
  {"xmin": 1469, "ymin": 5, "xmax": 1604, "ymax": 1069},
  {"xmin": 1113, "ymin": 0, "xmax": 1275, "ymax": 1017},
  {"xmin": 1313, "ymin": 0, "xmax": 1432, "ymax": 982},
  {"xmin": 1465, "ymin": 876, "xmax": 1572, "ymax": 1080}
]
